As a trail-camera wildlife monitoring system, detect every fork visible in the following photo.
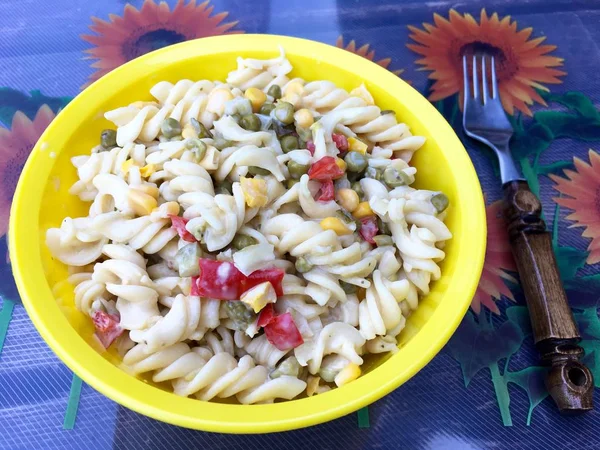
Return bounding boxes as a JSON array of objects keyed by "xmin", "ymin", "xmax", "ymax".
[{"xmin": 463, "ymin": 54, "xmax": 594, "ymax": 415}]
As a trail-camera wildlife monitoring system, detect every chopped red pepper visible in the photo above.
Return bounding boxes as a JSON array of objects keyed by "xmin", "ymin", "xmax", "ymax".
[
  {"xmin": 257, "ymin": 303, "xmax": 276, "ymax": 327},
  {"xmin": 244, "ymin": 268, "xmax": 285, "ymax": 297},
  {"xmin": 315, "ymin": 179, "xmax": 335, "ymax": 202},
  {"xmin": 359, "ymin": 216, "xmax": 379, "ymax": 244},
  {"xmin": 306, "ymin": 140, "xmax": 315, "ymax": 156},
  {"xmin": 192, "ymin": 259, "xmax": 285, "ymax": 300},
  {"xmin": 92, "ymin": 310, "xmax": 123, "ymax": 348},
  {"xmin": 193, "ymin": 259, "xmax": 245, "ymax": 300},
  {"xmin": 264, "ymin": 313, "xmax": 304, "ymax": 351},
  {"xmin": 308, "ymin": 156, "xmax": 344, "ymax": 181},
  {"xmin": 332, "ymin": 133, "xmax": 349, "ymax": 151},
  {"xmin": 169, "ymin": 215, "xmax": 196, "ymax": 243}
]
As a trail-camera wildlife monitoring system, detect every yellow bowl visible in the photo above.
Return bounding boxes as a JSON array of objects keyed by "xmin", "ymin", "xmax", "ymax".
[{"xmin": 9, "ymin": 35, "xmax": 486, "ymax": 433}]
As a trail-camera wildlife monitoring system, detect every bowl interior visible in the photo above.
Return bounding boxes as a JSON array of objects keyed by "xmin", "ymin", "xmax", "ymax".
[{"xmin": 11, "ymin": 35, "xmax": 485, "ymax": 433}]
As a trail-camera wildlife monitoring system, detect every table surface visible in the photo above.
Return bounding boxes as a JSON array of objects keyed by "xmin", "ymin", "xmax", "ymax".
[{"xmin": 1, "ymin": 0, "xmax": 600, "ymax": 448}]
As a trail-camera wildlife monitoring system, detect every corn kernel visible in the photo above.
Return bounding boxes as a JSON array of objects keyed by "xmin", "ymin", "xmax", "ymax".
[
  {"xmin": 353, "ymin": 201, "xmax": 374, "ymax": 219},
  {"xmin": 240, "ymin": 177, "xmax": 268, "ymax": 208},
  {"xmin": 335, "ymin": 157, "xmax": 347, "ymax": 172},
  {"xmin": 294, "ymin": 109, "xmax": 314, "ymax": 128},
  {"xmin": 128, "ymin": 189, "xmax": 158, "ymax": 216},
  {"xmin": 334, "ymin": 363, "xmax": 361, "ymax": 387},
  {"xmin": 132, "ymin": 184, "xmax": 159, "ymax": 199},
  {"xmin": 336, "ymin": 188, "xmax": 359, "ymax": 212},
  {"xmin": 320, "ymin": 217, "xmax": 352, "ymax": 235},
  {"xmin": 282, "ymin": 80, "xmax": 304, "ymax": 105},
  {"xmin": 284, "ymin": 80, "xmax": 304, "ymax": 96},
  {"xmin": 244, "ymin": 87, "xmax": 267, "ymax": 112},
  {"xmin": 139, "ymin": 164, "xmax": 156, "ymax": 178},
  {"xmin": 121, "ymin": 159, "xmax": 135, "ymax": 174},
  {"xmin": 348, "ymin": 137, "xmax": 368, "ymax": 154},
  {"xmin": 206, "ymin": 88, "xmax": 234, "ymax": 115},
  {"xmin": 181, "ymin": 124, "xmax": 198, "ymax": 139}
]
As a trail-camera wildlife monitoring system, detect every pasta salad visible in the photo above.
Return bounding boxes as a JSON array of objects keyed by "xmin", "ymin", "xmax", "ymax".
[{"xmin": 46, "ymin": 49, "xmax": 452, "ymax": 404}]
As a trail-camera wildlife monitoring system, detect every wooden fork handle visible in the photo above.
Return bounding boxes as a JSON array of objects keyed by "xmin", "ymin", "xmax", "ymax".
[{"xmin": 503, "ymin": 180, "xmax": 594, "ymax": 414}]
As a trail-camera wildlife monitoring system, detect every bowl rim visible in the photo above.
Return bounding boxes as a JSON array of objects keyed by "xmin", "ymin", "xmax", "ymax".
[{"xmin": 9, "ymin": 34, "xmax": 486, "ymax": 433}]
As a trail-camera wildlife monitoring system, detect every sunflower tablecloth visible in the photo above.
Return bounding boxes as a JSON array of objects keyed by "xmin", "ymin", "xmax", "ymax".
[{"xmin": 1, "ymin": 1, "xmax": 600, "ymax": 449}]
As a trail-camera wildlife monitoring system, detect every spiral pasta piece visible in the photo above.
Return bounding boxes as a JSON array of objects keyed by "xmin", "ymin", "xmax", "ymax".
[{"xmin": 124, "ymin": 344, "xmax": 305, "ymax": 404}]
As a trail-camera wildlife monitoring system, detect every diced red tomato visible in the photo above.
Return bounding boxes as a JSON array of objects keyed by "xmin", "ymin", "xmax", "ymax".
[
  {"xmin": 244, "ymin": 268, "xmax": 285, "ymax": 297},
  {"xmin": 257, "ymin": 303, "xmax": 276, "ymax": 327},
  {"xmin": 332, "ymin": 133, "xmax": 349, "ymax": 151},
  {"xmin": 315, "ymin": 179, "xmax": 335, "ymax": 202},
  {"xmin": 306, "ymin": 140, "xmax": 315, "ymax": 156},
  {"xmin": 92, "ymin": 310, "xmax": 123, "ymax": 349},
  {"xmin": 169, "ymin": 215, "xmax": 196, "ymax": 243},
  {"xmin": 193, "ymin": 259, "xmax": 245, "ymax": 300},
  {"xmin": 192, "ymin": 259, "xmax": 285, "ymax": 300},
  {"xmin": 308, "ymin": 156, "xmax": 344, "ymax": 181},
  {"xmin": 359, "ymin": 216, "xmax": 379, "ymax": 244},
  {"xmin": 264, "ymin": 312, "xmax": 304, "ymax": 351}
]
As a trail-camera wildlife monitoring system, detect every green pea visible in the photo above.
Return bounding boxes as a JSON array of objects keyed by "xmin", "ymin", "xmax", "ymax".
[
  {"xmin": 287, "ymin": 160, "xmax": 310, "ymax": 179},
  {"xmin": 365, "ymin": 167, "xmax": 382, "ymax": 181},
  {"xmin": 248, "ymin": 166, "xmax": 270, "ymax": 176},
  {"xmin": 280, "ymin": 135, "xmax": 299, "ymax": 153},
  {"xmin": 213, "ymin": 137, "xmax": 234, "ymax": 150},
  {"xmin": 271, "ymin": 356, "xmax": 301, "ymax": 379},
  {"xmin": 340, "ymin": 280, "xmax": 357, "ymax": 294},
  {"xmin": 273, "ymin": 101, "xmax": 294, "ymax": 125},
  {"xmin": 295, "ymin": 256, "xmax": 313, "ymax": 273},
  {"xmin": 344, "ymin": 151, "xmax": 368, "ymax": 173},
  {"xmin": 431, "ymin": 193, "xmax": 449, "ymax": 213},
  {"xmin": 161, "ymin": 118, "xmax": 182, "ymax": 139},
  {"xmin": 351, "ymin": 181, "xmax": 364, "ymax": 199},
  {"xmin": 215, "ymin": 180, "xmax": 233, "ymax": 195},
  {"xmin": 185, "ymin": 138, "xmax": 207, "ymax": 162},
  {"xmin": 383, "ymin": 166, "xmax": 411, "ymax": 188},
  {"xmin": 380, "ymin": 110, "xmax": 395, "ymax": 115},
  {"xmin": 296, "ymin": 127, "xmax": 312, "ymax": 142},
  {"xmin": 240, "ymin": 114, "xmax": 261, "ymax": 131},
  {"xmin": 224, "ymin": 300, "xmax": 256, "ymax": 331},
  {"xmin": 231, "ymin": 113, "xmax": 242, "ymax": 124},
  {"xmin": 373, "ymin": 235, "xmax": 394, "ymax": 247},
  {"xmin": 191, "ymin": 118, "xmax": 213, "ymax": 139},
  {"xmin": 175, "ymin": 243, "xmax": 203, "ymax": 277},
  {"xmin": 377, "ymin": 217, "xmax": 390, "ymax": 235},
  {"xmin": 259, "ymin": 103, "xmax": 276, "ymax": 115},
  {"xmin": 267, "ymin": 85, "xmax": 282, "ymax": 100},
  {"xmin": 232, "ymin": 234, "xmax": 258, "ymax": 250},
  {"xmin": 287, "ymin": 179, "xmax": 299, "ymax": 189},
  {"xmin": 100, "ymin": 129, "xmax": 117, "ymax": 149}
]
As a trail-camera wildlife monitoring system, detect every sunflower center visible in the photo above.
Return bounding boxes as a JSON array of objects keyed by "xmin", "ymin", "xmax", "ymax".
[
  {"xmin": 4, "ymin": 142, "xmax": 33, "ymax": 203},
  {"xmin": 459, "ymin": 42, "xmax": 518, "ymax": 81},
  {"xmin": 124, "ymin": 29, "xmax": 188, "ymax": 61}
]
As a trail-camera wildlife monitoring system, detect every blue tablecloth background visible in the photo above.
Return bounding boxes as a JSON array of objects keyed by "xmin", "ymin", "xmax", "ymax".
[{"xmin": 1, "ymin": 1, "xmax": 600, "ymax": 448}]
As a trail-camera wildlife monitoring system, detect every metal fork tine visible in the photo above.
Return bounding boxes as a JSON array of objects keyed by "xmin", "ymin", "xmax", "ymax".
[
  {"xmin": 481, "ymin": 55, "xmax": 489, "ymax": 104},
  {"xmin": 472, "ymin": 54, "xmax": 479, "ymax": 100},
  {"xmin": 491, "ymin": 55, "xmax": 498, "ymax": 99},
  {"xmin": 462, "ymin": 55, "xmax": 470, "ymax": 99}
]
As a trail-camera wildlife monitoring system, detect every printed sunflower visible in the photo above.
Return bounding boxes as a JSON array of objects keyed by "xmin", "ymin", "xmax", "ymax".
[
  {"xmin": 407, "ymin": 9, "xmax": 565, "ymax": 115},
  {"xmin": 472, "ymin": 200, "xmax": 517, "ymax": 314},
  {"xmin": 336, "ymin": 36, "xmax": 407, "ymax": 81},
  {"xmin": 81, "ymin": 0, "xmax": 242, "ymax": 87},
  {"xmin": 0, "ymin": 106, "xmax": 55, "ymax": 237},
  {"xmin": 550, "ymin": 149, "xmax": 600, "ymax": 265}
]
